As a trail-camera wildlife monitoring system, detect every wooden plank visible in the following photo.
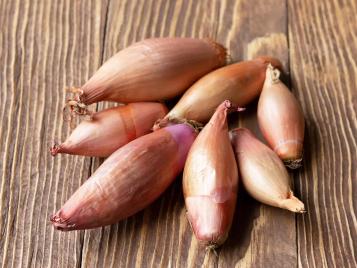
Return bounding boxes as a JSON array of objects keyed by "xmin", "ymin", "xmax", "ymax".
[
  {"xmin": 220, "ymin": 1, "xmax": 296, "ymax": 268},
  {"xmin": 288, "ymin": 0, "xmax": 357, "ymax": 267},
  {"xmin": 80, "ymin": 1, "xmax": 295, "ymax": 267},
  {"xmin": 0, "ymin": 0, "xmax": 108, "ymax": 267}
]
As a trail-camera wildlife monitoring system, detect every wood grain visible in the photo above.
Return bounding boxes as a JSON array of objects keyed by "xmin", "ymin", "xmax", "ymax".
[
  {"xmin": 0, "ymin": 0, "xmax": 356, "ymax": 267},
  {"xmin": 80, "ymin": 1, "xmax": 295, "ymax": 268},
  {"xmin": 288, "ymin": 1, "xmax": 357, "ymax": 267},
  {"xmin": 0, "ymin": 0, "xmax": 108, "ymax": 267}
]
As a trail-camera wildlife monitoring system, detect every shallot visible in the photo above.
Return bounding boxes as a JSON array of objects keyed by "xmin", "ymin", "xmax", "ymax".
[
  {"xmin": 183, "ymin": 100, "xmax": 240, "ymax": 248},
  {"xmin": 51, "ymin": 102, "xmax": 167, "ymax": 157},
  {"xmin": 231, "ymin": 128, "xmax": 305, "ymax": 213},
  {"xmin": 258, "ymin": 64, "xmax": 305, "ymax": 169},
  {"xmin": 154, "ymin": 56, "xmax": 282, "ymax": 129},
  {"xmin": 65, "ymin": 38, "xmax": 226, "ymax": 118},
  {"xmin": 51, "ymin": 124, "xmax": 197, "ymax": 231}
]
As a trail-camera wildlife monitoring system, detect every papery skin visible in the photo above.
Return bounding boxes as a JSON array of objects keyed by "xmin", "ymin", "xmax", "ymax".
[
  {"xmin": 183, "ymin": 100, "xmax": 238, "ymax": 247},
  {"xmin": 154, "ymin": 56, "xmax": 282, "ymax": 129},
  {"xmin": 231, "ymin": 128, "xmax": 305, "ymax": 213},
  {"xmin": 51, "ymin": 102, "xmax": 167, "ymax": 157},
  {"xmin": 77, "ymin": 38, "xmax": 226, "ymax": 105},
  {"xmin": 257, "ymin": 64, "xmax": 305, "ymax": 169},
  {"xmin": 51, "ymin": 124, "xmax": 197, "ymax": 231}
]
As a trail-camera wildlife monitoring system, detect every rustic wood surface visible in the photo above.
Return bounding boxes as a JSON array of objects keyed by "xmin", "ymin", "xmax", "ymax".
[{"xmin": 0, "ymin": 0, "xmax": 356, "ymax": 267}]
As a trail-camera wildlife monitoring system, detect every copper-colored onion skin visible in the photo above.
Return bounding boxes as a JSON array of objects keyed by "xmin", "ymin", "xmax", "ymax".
[
  {"xmin": 231, "ymin": 128, "xmax": 305, "ymax": 213},
  {"xmin": 50, "ymin": 124, "xmax": 197, "ymax": 231},
  {"xmin": 183, "ymin": 100, "xmax": 238, "ymax": 247},
  {"xmin": 257, "ymin": 64, "xmax": 305, "ymax": 169},
  {"xmin": 154, "ymin": 56, "xmax": 282, "ymax": 129},
  {"xmin": 78, "ymin": 38, "xmax": 226, "ymax": 105},
  {"xmin": 51, "ymin": 102, "xmax": 167, "ymax": 157}
]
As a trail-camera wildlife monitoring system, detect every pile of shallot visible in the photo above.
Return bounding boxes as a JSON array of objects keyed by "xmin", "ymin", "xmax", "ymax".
[{"xmin": 50, "ymin": 37, "xmax": 305, "ymax": 249}]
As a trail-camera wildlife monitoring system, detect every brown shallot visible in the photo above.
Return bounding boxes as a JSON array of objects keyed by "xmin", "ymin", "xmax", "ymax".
[
  {"xmin": 51, "ymin": 102, "xmax": 167, "ymax": 157},
  {"xmin": 231, "ymin": 128, "xmax": 305, "ymax": 213},
  {"xmin": 65, "ymin": 38, "xmax": 226, "ymax": 118},
  {"xmin": 51, "ymin": 124, "xmax": 197, "ymax": 231},
  {"xmin": 258, "ymin": 64, "xmax": 305, "ymax": 169},
  {"xmin": 183, "ymin": 100, "xmax": 241, "ymax": 248},
  {"xmin": 154, "ymin": 56, "xmax": 282, "ymax": 129}
]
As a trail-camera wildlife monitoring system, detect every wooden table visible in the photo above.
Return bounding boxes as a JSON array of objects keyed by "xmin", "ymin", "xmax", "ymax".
[{"xmin": 0, "ymin": 0, "xmax": 356, "ymax": 267}]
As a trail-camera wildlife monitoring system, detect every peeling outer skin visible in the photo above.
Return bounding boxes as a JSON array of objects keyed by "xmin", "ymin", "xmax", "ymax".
[{"xmin": 118, "ymin": 104, "xmax": 137, "ymax": 142}]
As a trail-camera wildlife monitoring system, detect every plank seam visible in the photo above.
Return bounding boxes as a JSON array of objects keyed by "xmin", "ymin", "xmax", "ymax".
[
  {"xmin": 79, "ymin": 1, "xmax": 110, "ymax": 267},
  {"xmin": 286, "ymin": 1, "xmax": 299, "ymax": 267}
]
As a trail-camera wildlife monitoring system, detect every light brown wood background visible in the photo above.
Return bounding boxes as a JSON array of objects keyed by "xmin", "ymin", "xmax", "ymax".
[{"xmin": 0, "ymin": 0, "xmax": 356, "ymax": 267}]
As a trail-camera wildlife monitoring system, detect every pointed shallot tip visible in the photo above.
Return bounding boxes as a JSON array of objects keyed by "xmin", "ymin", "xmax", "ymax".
[
  {"xmin": 50, "ymin": 214, "xmax": 62, "ymax": 223},
  {"xmin": 205, "ymin": 244, "xmax": 219, "ymax": 257},
  {"xmin": 50, "ymin": 141, "xmax": 61, "ymax": 156},
  {"xmin": 222, "ymin": 100, "xmax": 245, "ymax": 113},
  {"xmin": 50, "ymin": 214, "xmax": 76, "ymax": 231}
]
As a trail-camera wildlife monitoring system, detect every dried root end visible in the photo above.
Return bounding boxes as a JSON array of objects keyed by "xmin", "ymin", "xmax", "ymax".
[
  {"xmin": 62, "ymin": 86, "xmax": 93, "ymax": 127},
  {"xmin": 205, "ymin": 243, "xmax": 219, "ymax": 257},
  {"xmin": 50, "ymin": 214, "xmax": 76, "ymax": 231},
  {"xmin": 50, "ymin": 141, "xmax": 61, "ymax": 156},
  {"xmin": 63, "ymin": 99, "xmax": 93, "ymax": 128},
  {"xmin": 284, "ymin": 158, "xmax": 303, "ymax": 169},
  {"xmin": 153, "ymin": 116, "xmax": 203, "ymax": 132}
]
